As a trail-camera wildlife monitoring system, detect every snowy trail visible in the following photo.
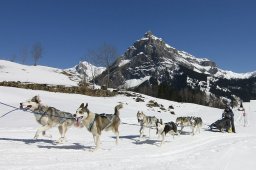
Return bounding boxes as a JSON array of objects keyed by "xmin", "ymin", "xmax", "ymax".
[{"xmin": 0, "ymin": 86, "xmax": 256, "ymax": 170}]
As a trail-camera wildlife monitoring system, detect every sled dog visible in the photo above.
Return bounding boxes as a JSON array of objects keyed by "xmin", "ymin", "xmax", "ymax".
[
  {"xmin": 156, "ymin": 120, "xmax": 178, "ymax": 146},
  {"xmin": 73, "ymin": 103, "xmax": 123, "ymax": 151},
  {"xmin": 20, "ymin": 95, "xmax": 75, "ymax": 143},
  {"xmin": 137, "ymin": 111, "xmax": 161, "ymax": 140},
  {"xmin": 176, "ymin": 116, "xmax": 202, "ymax": 135}
]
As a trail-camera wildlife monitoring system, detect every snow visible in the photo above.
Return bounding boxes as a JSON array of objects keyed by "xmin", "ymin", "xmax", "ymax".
[
  {"xmin": 0, "ymin": 86, "xmax": 256, "ymax": 170},
  {"xmin": 215, "ymin": 69, "xmax": 256, "ymax": 79},
  {"xmin": 66, "ymin": 61, "xmax": 105, "ymax": 82},
  {"xmin": 250, "ymin": 100, "xmax": 256, "ymax": 112},
  {"xmin": 165, "ymin": 43, "xmax": 173, "ymax": 49},
  {"xmin": 118, "ymin": 60, "xmax": 130, "ymax": 67},
  {"xmin": 74, "ymin": 61, "xmax": 105, "ymax": 77},
  {"xmin": 138, "ymin": 33, "xmax": 162, "ymax": 42},
  {"xmin": 177, "ymin": 51, "xmax": 256, "ymax": 79},
  {"xmin": 0, "ymin": 60, "xmax": 77, "ymax": 86},
  {"xmin": 0, "ymin": 54, "xmax": 256, "ymax": 169},
  {"xmin": 122, "ymin": 76, "xmax": 151, "ymax": 88}
]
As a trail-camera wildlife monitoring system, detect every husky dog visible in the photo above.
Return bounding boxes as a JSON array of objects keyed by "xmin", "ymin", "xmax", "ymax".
[
  {"xmin": 192, "ymin": 117, "xmax": 203, "ymax": 134},
  {"xmin": 176, "ymin": 116, "xmax": 202, "ymax": 135},
  {"xmin": 20, "ymin": 95, "xmax": 75, "ymax": 143},
  {"xmin": 73, "ymin": 103, "xmax": 123, "ymax": 151},
  {"xmin": 156, "ymin": 120, "xmax": 178, "ymax": 146},
  {"xmin": 137, "ymin": 111, "xmax": 161, "ymax": 140}
]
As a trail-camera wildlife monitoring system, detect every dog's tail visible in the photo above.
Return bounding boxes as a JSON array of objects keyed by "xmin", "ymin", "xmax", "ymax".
[{"xmin": 114, "ymin": 104, "xmax": 123, "ymax": 116}]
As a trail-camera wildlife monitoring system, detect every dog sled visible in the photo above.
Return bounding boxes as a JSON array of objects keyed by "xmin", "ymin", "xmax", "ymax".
[{"xmin": 209, "ymin": 117, "xmax": 231, "ymax": 132}]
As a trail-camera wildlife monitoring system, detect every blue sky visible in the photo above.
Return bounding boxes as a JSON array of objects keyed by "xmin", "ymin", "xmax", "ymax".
[{"xmin": 0, "ymin": 0, "xmax": 255, "ymax": 72}]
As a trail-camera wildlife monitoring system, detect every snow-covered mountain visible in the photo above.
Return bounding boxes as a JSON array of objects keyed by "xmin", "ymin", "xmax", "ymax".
[
  {"xmin": 65, "ymin": 61, "xmax": 105, "ymax": 83},
  {"xmin": 95, "ymin": 31, "xmax": 256, "ymax": 104}
]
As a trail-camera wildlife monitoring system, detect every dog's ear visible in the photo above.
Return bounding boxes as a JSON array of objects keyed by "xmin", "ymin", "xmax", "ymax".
[
  {"xmin": 80, "ymin": 103, "xmax": 84, "ymax": 108},
  {"xmin": 32, "ymin": 95, "xmax": 41, "ymax": 103},
  {"xmin": 35, "ymin": 95, "xmax": 41, "ymax": 103},
  {"xmin": 85, "ymin": 103, "xmax": 88, "ymax": 108}
]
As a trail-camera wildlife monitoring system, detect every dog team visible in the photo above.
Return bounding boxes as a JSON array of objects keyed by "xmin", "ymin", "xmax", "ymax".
[{"xmin": 20, "ymin": 95, "xmax": 203, "ymax": 151}]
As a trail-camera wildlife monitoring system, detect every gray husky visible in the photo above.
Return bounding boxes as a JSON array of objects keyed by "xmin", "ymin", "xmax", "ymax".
[
  {"xmin": 20, "ymin": 95, "xmax": 75, "ymax": 143},
  {"xmin": 176, "ymin": 116, "xmax": 203, "ymax": 135},
  {"xmin": 137, "ymin": 111, "xmax": 161, "ymax": 140},
  {"xmin": 73, "ymin": 103, "xmax": 123, "ymax": 151}
]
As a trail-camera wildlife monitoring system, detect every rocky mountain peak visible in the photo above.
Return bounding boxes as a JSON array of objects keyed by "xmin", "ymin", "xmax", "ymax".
[
  {"xmin": 144, "ymin": 31, "xmax": 153, "ymax": 38},
  {"xmin": 95, "ymin": 32, "xmax": 256, "ymax": 105}
]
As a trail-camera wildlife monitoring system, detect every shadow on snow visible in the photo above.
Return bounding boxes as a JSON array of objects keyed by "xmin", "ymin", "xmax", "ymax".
[{"xmin": 0, "ymin": 137, "xmax": 91, "ymax": 150}]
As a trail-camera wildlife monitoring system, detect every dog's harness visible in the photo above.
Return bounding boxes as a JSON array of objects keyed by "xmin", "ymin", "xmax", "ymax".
[
  {"xmin": 87, "ymin": 113, "xmax": 115, "ymax": 132},
  {"xmin": 0, "ymin": 101, "xmax": 74, "ymax": 121},
  {"xmin": 88, "ymin": 115, "xmax": 97, "ymax": 132},
  {"xmin": 35, "ymin": 106, "xmax": 49, "ymax": 122},
  {"xmin": 0, "ymin": 102, "xmax": 20, "ymax": 119},
  {"xmin": 100, "ymin": 113, "xmax": 116, "ymax": 130}
]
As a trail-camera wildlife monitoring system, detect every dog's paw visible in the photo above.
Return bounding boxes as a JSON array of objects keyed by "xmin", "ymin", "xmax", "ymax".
[
  {"xmin": 55, "ymin": 137, "xmax": 66, "ymax": 144},
  {"xmin": 43, "ymin": 134, "xmax": 52, "ymax": 138},
  {"xmin": 89, "ymin": 147, "xmax": 99, "ymax": 152},
  {"xmin": 33, "ymin": 135, "xmax": 39, "ymax": 139}
]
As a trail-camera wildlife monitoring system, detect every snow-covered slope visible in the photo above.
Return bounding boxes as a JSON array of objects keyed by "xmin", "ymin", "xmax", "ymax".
[
  {"xmin": 0, "ymin": 60, "xmax": 78, "ymax": 86},
  {"xmin": 0, "ymin": 86, "xmax": 255, "ymax": 170},
  {"xmin": 0, "ymin": 60, "xmax": 105, "ymax": 86}
]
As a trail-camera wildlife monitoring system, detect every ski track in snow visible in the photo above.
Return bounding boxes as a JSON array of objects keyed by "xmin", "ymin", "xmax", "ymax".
[{"xmin": 0, "ymin": 86, "xmax": 256, "ymax": 170}]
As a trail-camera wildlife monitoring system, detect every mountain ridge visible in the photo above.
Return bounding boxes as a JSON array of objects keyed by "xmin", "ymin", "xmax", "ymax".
[{"xmin": 95, "ymin": 31, "xmax": 256, "ymax": 104}]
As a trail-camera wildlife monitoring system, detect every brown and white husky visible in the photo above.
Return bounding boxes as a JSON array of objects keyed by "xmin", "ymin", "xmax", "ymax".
[{"xmin": 73, "ymin": 103, "xmax": 123, "ymax": 151}]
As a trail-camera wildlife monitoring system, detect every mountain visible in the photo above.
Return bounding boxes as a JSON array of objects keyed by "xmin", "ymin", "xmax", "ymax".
[
  {"xmin": 95, "ymin": 31, "xmax": 256, "ymax": 105},
  {"xmin": 65, "ymin": 61, "xmax": 105, "ymax": 83}
]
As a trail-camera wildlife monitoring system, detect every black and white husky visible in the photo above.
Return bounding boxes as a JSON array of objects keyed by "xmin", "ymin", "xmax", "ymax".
[
  {"xmin": 73, "ymin": 103, "xmax": 123, "ymax": 151},
  {"xmin": 137, "ymin": 111, "xmax": 161, "ymax": 140},
  {"xmin": 20, "ymin": 95, "xmax": 75, "ymax": 143},
  {"xmin": 156, "ymin": 120, "xmax": 178, "ymax": 146}
]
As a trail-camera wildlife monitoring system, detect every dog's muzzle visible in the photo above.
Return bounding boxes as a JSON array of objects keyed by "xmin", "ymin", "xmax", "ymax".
[
  {"xmin": 74, "ymin": 116, "xmax": 83, "ymax": 127},
  {"xmin": 20, "ymin": 103, "xmax": 32, "ymax": 110}
]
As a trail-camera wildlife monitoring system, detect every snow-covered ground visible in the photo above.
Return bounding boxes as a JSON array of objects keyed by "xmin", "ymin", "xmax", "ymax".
[{"xmin": 0, "ymin": 86, "xmax": 255, "ymax": 170}]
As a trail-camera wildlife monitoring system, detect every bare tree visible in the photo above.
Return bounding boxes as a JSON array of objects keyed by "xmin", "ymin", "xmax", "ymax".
[
  {"xmin": 86, "ymin": 53, "xmax": 97, "ymax": 89},
  {"xmin": 89, "ymin": 43, "xmax": 117, "ymax": 88},
  {"xmin": 31, "ymin": 42, "xmax": 43, "ymax": 66},
  {"xmin": 20, "ymin": 47, "xmax": 28, "ymax": 64},
  {"xmin": 78, "ymin": 55, "xmax": 88, "ymax": 86},
  {"xmin": 86, "ymin": 51, "xmax": 98, "ymax": 89}
]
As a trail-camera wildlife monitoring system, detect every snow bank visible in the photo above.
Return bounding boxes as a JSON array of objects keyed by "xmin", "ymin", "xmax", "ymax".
[{"xmin": 0, "ymin": 60, "xmax": 77, "ymax": 86}]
